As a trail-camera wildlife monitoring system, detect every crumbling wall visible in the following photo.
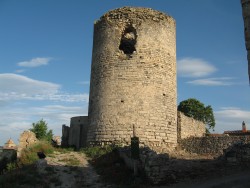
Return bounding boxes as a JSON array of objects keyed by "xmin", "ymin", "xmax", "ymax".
[
  {"xmin": 180, "ymin": 135, "xmax": 250, "ymax": 156},
  {"xmin": 88, "ymin": 7, "xmax": 177, "ymax": 150},
  {"xmin": 177, "ymin": 111, "xmax": 205, "ymax": 141},
  {"xmin": 17, "ymin": 131, "xmax": 37, "ymax": 157}
]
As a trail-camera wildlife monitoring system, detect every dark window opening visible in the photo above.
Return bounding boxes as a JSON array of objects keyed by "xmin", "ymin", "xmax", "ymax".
[{"xmin": 119, "ymin": 26, "xmax": 137, "ymax": 55}]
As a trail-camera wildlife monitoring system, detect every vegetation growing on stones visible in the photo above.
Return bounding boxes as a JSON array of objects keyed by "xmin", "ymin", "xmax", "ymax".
[{"xmin": 178, "ymin": 98, "xmax": 215, "ymax": 132}]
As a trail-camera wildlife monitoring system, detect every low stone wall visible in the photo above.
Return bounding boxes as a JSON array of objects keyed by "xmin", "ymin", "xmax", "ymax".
[
  {"xmin": 180, "ymin": 135, "xmax": 250, "ymax": 156},
  {"xmin": 177, "ymin": 112, "xmax": 205, "ymax": 141}
]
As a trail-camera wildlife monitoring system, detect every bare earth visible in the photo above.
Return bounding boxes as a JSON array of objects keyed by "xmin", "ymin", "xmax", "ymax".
[{"xmin": 45, "ymin": 151, "xmax": 112, "ymax": 188}]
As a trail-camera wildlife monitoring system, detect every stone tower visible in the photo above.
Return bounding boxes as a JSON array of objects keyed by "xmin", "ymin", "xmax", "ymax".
[
  {"xmin": 241, "ymin": 0, "xmax": 250, "ymax": 83},
  {"xmin": 87, "ymin": 7, "xmax": 177, "ymax": 151}
]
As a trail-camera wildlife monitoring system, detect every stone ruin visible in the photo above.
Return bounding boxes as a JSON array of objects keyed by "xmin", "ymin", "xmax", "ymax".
[
  {"xmin": 61, "ymin": 116, "xmax": 89, "ymax": 150},
  {"xmin": 62, "ymin": 7, "xmax": 206, "ymax": 152},
  {"xmin": 60, "ymin": 6, "xmax": 250, "ymax": 184},
  {"xmin": 17, "ymin": 130, "xmax": 37, "ymax": 157}
]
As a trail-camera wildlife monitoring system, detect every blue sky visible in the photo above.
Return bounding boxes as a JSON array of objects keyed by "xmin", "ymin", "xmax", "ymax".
[{"xmin": 0, "ymin": 0, "xmax": 249, "ymax": 146}]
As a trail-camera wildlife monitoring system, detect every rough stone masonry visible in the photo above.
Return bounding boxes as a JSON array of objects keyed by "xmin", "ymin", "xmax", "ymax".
[{"xmin": 87, "ymin": 7, "xmax": 177, "ymax": 150}]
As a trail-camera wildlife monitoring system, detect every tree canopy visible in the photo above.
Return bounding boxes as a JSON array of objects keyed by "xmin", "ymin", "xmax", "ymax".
[
  {"xmin": 29, "ymin": 119, "xmax": 53, "ymax": 141},
  {"xmin": 177, "ymin": 98, "xmax": 215, "ymax": 132}
]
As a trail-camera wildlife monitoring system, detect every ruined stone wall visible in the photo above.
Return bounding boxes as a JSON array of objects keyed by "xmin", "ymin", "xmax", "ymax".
[
  {"xmin": 180, "ymin": 135, "xmax": 250, "ymax": 156},
  {"xmin": 87, "ymin": 7, "xmax": 177, "ymax": 150},
  {"xmin": 177, "ymin": 112, "xmax": 205, "ymax": 141},
  {"xmin": 67, "ymin": 116, "xmax": 88, "ymax": 149},
  {"xmin": 17, "ymin": 131, "xmax": 37, "ymax": 157}
]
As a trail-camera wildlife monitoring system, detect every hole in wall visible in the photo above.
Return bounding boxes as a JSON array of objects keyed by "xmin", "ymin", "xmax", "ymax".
[
  {"xmin": 121, "ymin": 100, "xmax": 124, "ymax": 103},
  {"xmin": 119, "ymin": 25, "xmax": 137, "ymax": 55}
]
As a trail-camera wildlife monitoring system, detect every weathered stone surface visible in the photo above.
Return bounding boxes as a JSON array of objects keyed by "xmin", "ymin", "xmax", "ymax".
[
  {"xmin": 224, "ymin": 143, "xmax": 250, "ymax": 163},
  {"xmin": 87, "ymin": 6, "xmax": 177, "ymax": 150},
  {"xmin": 17, "ymin": 130, "xmax": 37, "ymax": 157},
  {"xmin": 62, "ymin": 116, "xmax": 89, "ymax": 149},
  {"xmin": 52, "ymin": 136, "xmax": 61, "ymax": 146},
  {"xmin": 180, "ymin": 135, "xmax": 250, "ymax": 156},
  {"xmin": 177, "ymin": 112, "xmax": 205, "ymax": 141}
]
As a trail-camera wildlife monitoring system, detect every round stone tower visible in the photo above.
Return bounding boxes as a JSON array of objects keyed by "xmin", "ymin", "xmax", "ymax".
[{"xmin": 87, "ymin": 7, "xmax": 177, "ymax": 150}]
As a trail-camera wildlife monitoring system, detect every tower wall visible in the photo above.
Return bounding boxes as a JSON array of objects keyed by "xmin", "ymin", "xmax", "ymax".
[{"xmin": 87, "ymin": 7, "xmax": 177, "ymax": 150}]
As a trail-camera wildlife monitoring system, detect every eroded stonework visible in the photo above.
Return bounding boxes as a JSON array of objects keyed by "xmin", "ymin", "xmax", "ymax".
[
  {"xmin": 87, "ymin": 7, "xmax": 177, "ymax": 150},
  {"xmin": 17, "ymin": 130, "xmax": 37, "ymax": 157}
]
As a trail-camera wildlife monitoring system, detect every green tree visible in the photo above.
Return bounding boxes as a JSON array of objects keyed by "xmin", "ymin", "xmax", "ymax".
[
  {"xmin": 178, "ymin": 98, "xmax": 215, "ymax": 132},
  {"xmin": 30, "ymin": 119, "xmax": 53, "ymax": 141}
]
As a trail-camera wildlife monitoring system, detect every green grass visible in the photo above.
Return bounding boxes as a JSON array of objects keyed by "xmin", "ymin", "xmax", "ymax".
[
  {"xmin": 59, "ymin": 157, "xmax": 80, "ymax": 166},
  {"xmin": 81, "ymin": 145, "xmax": 115, "ymax": 159},
  {"xmin": 54, "ymin": 147, "xmax": 75, "ymax": 153},
  {"xmin": 19, "ymin": 141, "xmax": 55, "ymax": 165}
]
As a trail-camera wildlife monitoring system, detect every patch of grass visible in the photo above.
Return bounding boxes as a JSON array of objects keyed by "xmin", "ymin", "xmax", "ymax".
[
  {"xmin": 19, "ymin": 141, "xmax": 55, "ymax": 165},
  {"xmin": 59, "ymin": 157, "xmax": 80, "ymax": 166},
  {"xmin": 81, "ymin": 145, "xmax": 115, "ymax": 159},
  {"xmin": 55, "ymin": 147, "xmax": 75, "ymax": 153}
]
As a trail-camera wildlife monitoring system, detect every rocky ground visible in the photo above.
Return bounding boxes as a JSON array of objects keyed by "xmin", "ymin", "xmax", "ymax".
[{"xmin": 42, "ymin": 151, "xmax": 113, "ymax": 188}]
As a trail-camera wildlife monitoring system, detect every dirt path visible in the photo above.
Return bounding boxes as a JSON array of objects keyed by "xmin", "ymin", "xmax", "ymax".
[{"xmin": 45, "ymin": 151, "xmax": 112, "ymax": 188}]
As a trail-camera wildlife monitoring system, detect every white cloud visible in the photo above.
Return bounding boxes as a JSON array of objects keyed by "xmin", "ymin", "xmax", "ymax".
[
  {"xmin": 0, "ymin": 73, "xmax": 60, "ymax": 101},
  {"xmin": 187, "ymin": 77, "xmax": 234, "ymax": 86},
  {"xmin": 177, "ymin": 58, "xmax": 217, "ymax": 77},
  {"xmin": 17, "ymin": 57, "xmax": 52, "ymax": 67},
  {"xmin": 214, "ymin": 107, "xmax": 250, "ymax": 133},
  {"xmin": 0, "ymin": 73, "xmax": 88, "ymax": 102},
  {"xmin": 0, "ymin": 104, "xmax": 88, "ymax": 145}
]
